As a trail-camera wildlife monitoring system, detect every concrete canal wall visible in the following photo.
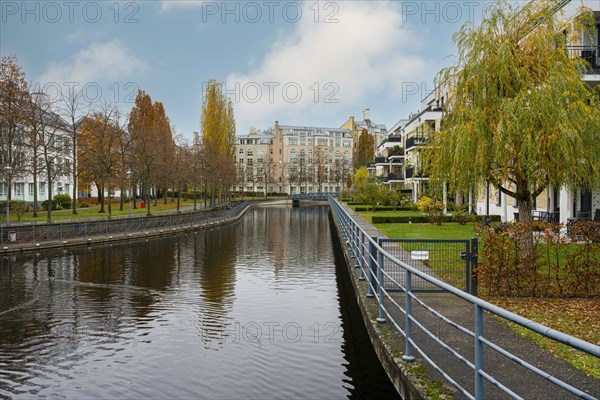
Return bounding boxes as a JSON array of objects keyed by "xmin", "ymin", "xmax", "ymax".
[
  {"xmin": 329, "ymin": 203, "xmax": 442, "ymax": 400},
  {"xmin": 0, "ymin": 202, "xmax": 255, "ymax": 255}
]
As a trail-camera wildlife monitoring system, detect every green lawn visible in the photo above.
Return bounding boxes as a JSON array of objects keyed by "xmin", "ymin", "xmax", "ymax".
[
  {"xmin": 4, "ymin": 202, "xmax": 196, "ymax": 224},
  {"xmin": 374, "ymin": 222, "xmax": 478, "ymax": 240}
]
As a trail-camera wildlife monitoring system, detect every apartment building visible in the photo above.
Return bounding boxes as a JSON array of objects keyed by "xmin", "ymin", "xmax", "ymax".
[
  {"xmin": 340, "ymin": 109, "xmax": 388, "ymax": 157},
  {"xmin": 0, "ymin": 111, "xmax": 75, "ymax": 206},
  {"xmin": 372, "ymin": 90, "xmax": 445, "ymax": 201},
  {"xmin": 234, "ymin": 122, "xmax": 353, "ymax": 195}
]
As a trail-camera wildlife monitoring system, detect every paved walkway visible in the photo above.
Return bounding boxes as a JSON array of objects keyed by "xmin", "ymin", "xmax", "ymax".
[{"xmin": 339, "ymin": 203, "xmax": 599, "ymax": 400}]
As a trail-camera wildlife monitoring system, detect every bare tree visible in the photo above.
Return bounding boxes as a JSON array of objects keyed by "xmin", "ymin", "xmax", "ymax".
[{"xmin": 59, "ymin": 86, "xmax": 90, "ymax": 214}]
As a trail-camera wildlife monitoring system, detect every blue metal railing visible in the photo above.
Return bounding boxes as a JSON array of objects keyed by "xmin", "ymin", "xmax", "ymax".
[{"xmin": 329, "ymin": 196, "xmax": 599, "ymax": 400}]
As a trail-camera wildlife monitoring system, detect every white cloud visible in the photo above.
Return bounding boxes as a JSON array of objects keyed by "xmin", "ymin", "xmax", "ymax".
[
  {"xmin": 226, "ymin": 1, "xmax": 429, "ymax": 132},
  {"xmin": 158, "ymin": 0, "xmax": 206, "ymax": 12},
  {"xmin": 37, "ymin": 40, "xmax": 147, "ymax": 86}
]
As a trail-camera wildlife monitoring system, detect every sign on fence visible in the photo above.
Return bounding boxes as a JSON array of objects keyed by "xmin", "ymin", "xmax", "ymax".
[{"xmin": 410, "ymin": 250, "xmax": 429, "ymax": 260}]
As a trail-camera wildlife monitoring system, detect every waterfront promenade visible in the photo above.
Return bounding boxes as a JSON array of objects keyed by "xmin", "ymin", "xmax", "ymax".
[
  {"xmin": 332, "ymin": 201, "xmax": 599, "ymax": 400},
  {"xmin": 0, "ymin": 201, "xmax": 255, "ymax": 254}
]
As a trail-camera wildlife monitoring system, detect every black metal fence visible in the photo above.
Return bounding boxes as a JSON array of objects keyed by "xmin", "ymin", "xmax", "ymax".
[
  {"xmin": 0, "ymin": 201, "xmax": 251, "ymax": 247},
  {"xmin": 378, "ymin": 238, "xmax": 478, "ymax": 295}
]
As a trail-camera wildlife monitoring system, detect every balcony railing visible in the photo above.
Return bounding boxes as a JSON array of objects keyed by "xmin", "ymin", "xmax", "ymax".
[
  {"xmin": 374, "ymin": 156, "xmax": 387, "ymax": 164},
  {"xmin": 405, "ymin": 167, "xmax": 428, "ymax": 179},
  {"xmin": 406, "ymin": 136, "xmax": 428, "ymax": 150},
  {"xmin": 568, "ymin": 45, "xmax": 600, "ymax": 75}
]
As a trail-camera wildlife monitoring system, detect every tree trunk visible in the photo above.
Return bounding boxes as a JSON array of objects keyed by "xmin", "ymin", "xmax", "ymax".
[
  {"xmin": 146, "ymin": 185, "xmax": 152, "ymax": 216},
  {"xmin": 119, "ymin": 187, "xmax": 124, "ymax": 211},
  {"xmin": 176, "ymin": 182, "xmax": 181, "ymax": 212},
  {"xmin": 133, "ymin": 185, "xmax": 137, "ymax": 209},
  {"xmin": 46, "ymin": 180, "xmax": 52, "ymax": 224},
  {"xmin": 33, "ymin": 167, "xmax": 38, "ymax": 218},
  {"xmin": 193, "ymin": 183, "xmax": 198, "ymax": 211},
  {"xmin": 72, "ymin": 138, "xmax": 78, "ymax": 215},
  {"xmin": 99, "ymin": 183, "xmax": 105, "ymax": 213},
  {"xmin": 107, "ymin": 178, "xmax": 112, "ymax": 219}
]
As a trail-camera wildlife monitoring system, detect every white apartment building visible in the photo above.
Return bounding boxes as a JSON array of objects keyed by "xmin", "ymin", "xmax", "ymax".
[{"xmin": 1, "ymin": 113, "xmax": 75, "ymax": 207}]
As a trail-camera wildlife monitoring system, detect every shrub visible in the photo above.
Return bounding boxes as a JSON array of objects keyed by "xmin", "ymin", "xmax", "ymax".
[
  {"xmin": 77, "ymin": 200, "xmax": 90, "ymax": 208},
  {"xmin": 453, "ymin": 208, "xmax": 475, "ymax": 225},
  {"xmin": 42, "ymin": 199, "xmax": 60, "ymax": 210},
  {"xmin": 1, "ymin": 201, "xmax": 28, "ymax": 221},
  {"xmin": 477, "ymin": 221, "xmax": 600, "ymax": 298},
  {"xmin": 53, "ymin": 194, "xmax": 72, "ymax": 209},
  {"xmin": 416, "ymin": 196, "xmax": 445, "ymax": 225}
]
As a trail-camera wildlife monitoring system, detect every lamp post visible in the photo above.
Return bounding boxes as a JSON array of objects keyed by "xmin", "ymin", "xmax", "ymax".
[
  {"xmin": 126, "ymin": 169, "xmax": 133, "ymax": 218},
  {"xmin": 4, "ymin": 165, "xmax": 12, "ymax": 226}
]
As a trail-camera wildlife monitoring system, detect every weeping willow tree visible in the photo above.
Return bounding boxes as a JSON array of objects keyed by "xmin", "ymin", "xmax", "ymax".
[{"xmin": 425, "ymin": 0, "xmax": 600, "ymax": 224}]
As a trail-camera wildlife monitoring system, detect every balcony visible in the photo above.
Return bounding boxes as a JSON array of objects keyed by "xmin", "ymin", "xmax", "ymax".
[
  {"xmin": 374, "ymin": 156, "xmax": 387, "ymax": 164},
  {"xmin": 405, "ymin": 136, "xmax": 427, "ymax": 150},
  {"xmin": 384, "ymin": 173, "xmax": 403, "ymax": 183},
  {"xmin": 405, "ymin": 167, "xmax": 428, "ymax": 180},
  {"xmin": 568, "ymin": 45, "xmax": 600, "ymax": 75}
]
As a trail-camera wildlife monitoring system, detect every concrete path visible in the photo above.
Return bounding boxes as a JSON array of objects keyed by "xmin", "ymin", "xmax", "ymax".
[{"xmin": 338, "ymin": 203, "xmax": 599, "ymax": 400}]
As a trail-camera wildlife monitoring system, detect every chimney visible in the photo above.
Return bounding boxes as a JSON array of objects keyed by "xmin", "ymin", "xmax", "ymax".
[{"xmin": 363, "ymin": 108, "xmax": 371, "ymax": 121}]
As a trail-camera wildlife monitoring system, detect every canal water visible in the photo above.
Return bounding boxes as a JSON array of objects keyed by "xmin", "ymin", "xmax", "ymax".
[{"xmin": 0, "ymin": 205, "xmax": 399, "ymax": 399}]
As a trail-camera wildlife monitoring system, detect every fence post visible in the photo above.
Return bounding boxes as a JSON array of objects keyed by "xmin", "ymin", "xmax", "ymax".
[
  {"xmin": 359, "ymin": 231, "xmax": 366, "ymax": 281},
  {"xmin": 402, "ymin": 270, "xmax": 415, "ymax": 362},
  {"xmin": 377, "ymin": 239, "xmax": 386, "ymax": 323},
  {"xmin": 471, "ymin": 237, "xmax": 479, "ymax": 296},
  {"xmin": 474, "ymin": 304, "xmax": 484, "ymax": 400},
  {"xmin": 354, "ymin": 225, "xmax": 360, "ymax": 267},
  {"xmin": 367, "ymin": 237, "xmax": 377, "ymax": 297}
]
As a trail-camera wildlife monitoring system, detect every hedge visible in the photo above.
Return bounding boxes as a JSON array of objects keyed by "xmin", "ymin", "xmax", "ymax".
[
  {"xmin": 372, "ymin": 215, "xmax": 501, "ymax": 224},
  {"xmin": 352, "ymin": 206, "xmax": 414, "ymax": 212}
]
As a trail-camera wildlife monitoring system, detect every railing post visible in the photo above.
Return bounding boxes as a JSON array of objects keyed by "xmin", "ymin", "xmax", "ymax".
[
  {"xmin": 474, "ymin": 304, "xmax": 484, "ymax": 400},
  {"xmin": 377, "ymin": 239, "xmax": 386, "ymax": 323},
  {"xmin": 402, "ymin": 270, "xmax": 415, "ymax": 362},
  {"xmin": 354, "ymin": 224, "xmax": 360, "ymax": 267},
  {"xmin": 359, "ymin": 231, "xmax": 366, "ymax": 280},
  {"xmin": 471, "ymin": 238, "xmax": 479, "ymax": 296},
  {"xmin": 367, "ymin": 236, "xmax": 377, "ymax": 297}
]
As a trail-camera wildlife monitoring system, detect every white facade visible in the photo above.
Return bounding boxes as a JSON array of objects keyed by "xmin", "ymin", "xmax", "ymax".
[{"xmin": 1, "ymin": 120, "xmax": 75, "ymax": 205}]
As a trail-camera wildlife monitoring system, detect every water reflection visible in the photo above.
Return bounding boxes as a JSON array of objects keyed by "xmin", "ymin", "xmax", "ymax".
[{"xmin": 0, "ymin": 206, "xmax": 399, "ymax": 399}]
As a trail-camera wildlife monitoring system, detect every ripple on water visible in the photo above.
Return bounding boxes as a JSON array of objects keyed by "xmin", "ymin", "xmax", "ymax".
[{"xmin": 0, "ymin": 206, "xmax": 400, "ymax": 399}]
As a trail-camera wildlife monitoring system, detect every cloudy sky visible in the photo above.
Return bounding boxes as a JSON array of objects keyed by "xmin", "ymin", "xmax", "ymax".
[{"xmin": 1, "ymin": 0, "xmax": 494, "ymax": 138}]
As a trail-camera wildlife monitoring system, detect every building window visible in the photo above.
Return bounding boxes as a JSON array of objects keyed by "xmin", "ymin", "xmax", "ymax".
[
  {"xmin": 257, "ymin": 150, "xmax": 264, "ymax": 163},
  {"xmin": 14, "ymin": 183, "xmax": 24, "ymax": 198},
  {"xmin": 344, "ymin": 151, "xmax": 350, "ymax": 161},
  {"xmin": 0, "ymin": 183, "xmax": 6, "ymax": 196},
  {"xmin": 65, "ymin": 183, "xmax": 70, "ymax": 195},
  {"xmin": 288, "ymin": 138, "xmax": 298, "ymax": 145},
  {"xmin": 290, "ymin": 150, "xmax": 296, "ymax": 162},
  {"xmin": 39, "ymin": 182, "xmax": 46, "ymax": 196},
  {"xmin": 496, "ymin": 186, "xmax": 501, "ymax": 206},
  {"xmin": 343, "ymin": 140, "xmax": 351, "ymax": 147},
  {"xmin": 239, "ymin": 148, "xmax": 244, "ymax": 154},
  {"xmin": 300, "ymin": 149, "xmax": 306, "ymax": 161},
  {"xmin": 28, "ymin": 183, "xmax": 34, "ymax": 196}
]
